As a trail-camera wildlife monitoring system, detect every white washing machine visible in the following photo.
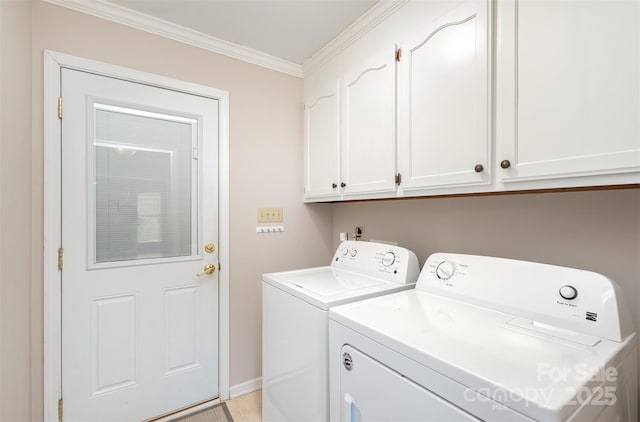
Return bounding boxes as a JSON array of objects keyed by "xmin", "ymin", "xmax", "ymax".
[
  {"xmin": 329, "ymin": 253, "xmax": 638, "ymax": 422},
  {"xmin": 262, "ymin": 240, "xmax": 420, "ymax": 422}
]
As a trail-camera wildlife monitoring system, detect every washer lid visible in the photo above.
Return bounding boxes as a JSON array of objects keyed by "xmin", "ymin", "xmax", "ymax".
[
  {"xmin": 263, "ymin": 267, "xmax": 413, "ymax": 310},
  {"xmin": 330, "ymin": 290, "xmax": 636, "ymax": 421},
  {"xmin": 280, "ymin": 267, "xmax": 386, "ymax": 295}
]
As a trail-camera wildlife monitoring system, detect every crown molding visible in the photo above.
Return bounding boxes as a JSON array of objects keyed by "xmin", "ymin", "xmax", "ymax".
[
  {"xmin": 302, "ymin": 0, "xmax": 409, "ymax": 76},
  {"xmin": 43, "ymin": 0, "xmax": 304, "ymax": 78}
]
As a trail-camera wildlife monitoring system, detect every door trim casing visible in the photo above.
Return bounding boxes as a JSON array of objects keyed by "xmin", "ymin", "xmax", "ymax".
[{"xmin": 43, "ymin": 50, "xmax": 231, "ymax": 421}]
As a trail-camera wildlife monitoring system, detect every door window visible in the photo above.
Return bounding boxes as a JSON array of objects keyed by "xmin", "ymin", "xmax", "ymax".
[{"xmin": 92, "ymin": 104, "xmax": 198, "ymax": 265}]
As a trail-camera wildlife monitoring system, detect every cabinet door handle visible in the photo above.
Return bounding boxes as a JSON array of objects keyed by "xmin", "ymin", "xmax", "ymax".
[
  {"xmin": 332, "ymin": 183, "xmax": 337, "ymax": 189},
  {"xmin": 340, "ymin": 182, "xmax": 346, "ymax": 188},
  {"xmin": 500, "ymin": 160, "xmax": 511, "ymax": 169},
  {"xmin": 474, "ymin": 164, "xmax": 484, "ymax": 173}
]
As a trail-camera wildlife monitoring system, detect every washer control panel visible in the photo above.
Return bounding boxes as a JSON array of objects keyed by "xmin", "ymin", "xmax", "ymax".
[
  {"xmin": 332, "ymin": 241, "xmax": 420, "ymax": 285},
  {"xmin": 419, "ymin": 253, "xmax": 633, "ymax": 342}
]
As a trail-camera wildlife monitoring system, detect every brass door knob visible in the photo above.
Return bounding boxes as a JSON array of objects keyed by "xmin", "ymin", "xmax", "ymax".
[{"xmin": 196, "ymin": 264, "xmax": 216, "ymax": 277}]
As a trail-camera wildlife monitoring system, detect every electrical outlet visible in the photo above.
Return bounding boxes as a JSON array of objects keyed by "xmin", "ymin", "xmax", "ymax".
[{"xmin": 257, "ymin": 207, "xmax": 284, "ymax": 222}]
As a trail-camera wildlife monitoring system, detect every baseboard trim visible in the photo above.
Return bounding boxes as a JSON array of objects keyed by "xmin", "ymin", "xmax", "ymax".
[{"xmin": 229, "ymin": 377, "xmax": 262, "ymax": 398}]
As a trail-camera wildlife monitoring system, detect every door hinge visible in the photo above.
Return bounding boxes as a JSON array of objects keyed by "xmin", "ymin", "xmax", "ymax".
[
  {"xmin": 395, "ymin": 48, "xmax": 402, "ymax": 62},
  {"xmin": 57, "ymin": 248, "xmax": 63, "ymax": 271},
  {"xmin": 58, "ymin": 398, "xmax": 63, "ymax": 421},
  {"xmin": 218, "ymin": 263, "xmax": 221, "ymax": 272},
  {"xmin": 395, "ymin": 173, "xmax": 402, "ymax": 186},
  {"xmin": 58, "ymin": 97, "xmax": 63, "ymax": 119}
]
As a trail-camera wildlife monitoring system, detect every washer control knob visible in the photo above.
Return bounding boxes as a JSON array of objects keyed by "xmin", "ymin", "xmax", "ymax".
[
  {"xmin": 350, "ymin": 248, "xmax": 358, "ymax": 257},
  {"xmin": 382, "ymin": 252, "xmax": 396, "ymax": 267},
  {"xmin": 559, "ymin": 285, "xmax": 578, "ymax": 300},
  {"xmin": 341, "ymin": 247, "xmax": 349, "ymax": 256},
  {"xmin": 436, "ymin": 261, "xmax": 455, "ymax": 280}
]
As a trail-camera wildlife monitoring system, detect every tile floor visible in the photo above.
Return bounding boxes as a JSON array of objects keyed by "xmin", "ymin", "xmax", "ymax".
[{"xmin": 225, "ymin": 390, "xmax": 262, "ymax": 422}]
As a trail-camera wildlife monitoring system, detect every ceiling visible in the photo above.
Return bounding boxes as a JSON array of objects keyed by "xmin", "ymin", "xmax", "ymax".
[{"xmin": 107, "ymin": 0, "xmax": 378, "ymax": 65}]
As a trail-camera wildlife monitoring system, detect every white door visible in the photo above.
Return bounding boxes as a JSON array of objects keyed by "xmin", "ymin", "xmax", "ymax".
[
  {"xmin": 61, "ymin": 68, "xmax": 219, "ymax": 421},
  {"xmin": 340, "ymin": 44, "xmax": 397, "ymax": 196},
  {"xmin": 398, "ymin": 1, "xmax": 491, "ymax": 191}
]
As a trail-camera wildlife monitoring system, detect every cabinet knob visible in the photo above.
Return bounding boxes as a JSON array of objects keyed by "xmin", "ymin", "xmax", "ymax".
[
  {"xmin": 340, "ymin": 182, "xmax": 346, "ymax": 188},
  {"xmin": 474, "ymin": 164, "xmax": 484, "ymax": 173},
  {"xmin": 500, "ymin": 160, "xmax": 511, "ymax": 169},
  {"xmin": 332, "ymin": 183, "xmax": 337, "ymax": 189}
]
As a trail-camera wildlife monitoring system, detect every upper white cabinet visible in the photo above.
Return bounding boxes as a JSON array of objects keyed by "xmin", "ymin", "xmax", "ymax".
[
  {"xmin": 398, "ymin": 1, "xmax": 491, "ymax": 192},
  {"xmin": 496, "ymin": 0, "xmax": 640, "ymax": 187},
  {"xmin": 340, "ymin": 44, "xmax": 397, "ymax": 196},
  {"xmin": 303, "ymin": 0, "xmax": 639, "ymax": 202},
  {"xmin": 304, "ymin": 43, "xmax": 398, "ymax": 202},
  {"xmin": 303, "ymin": 80, "xmax": 340, "ymax": 199}
]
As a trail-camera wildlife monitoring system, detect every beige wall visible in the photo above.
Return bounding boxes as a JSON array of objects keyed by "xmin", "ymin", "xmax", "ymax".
[
  {"xmin": 0, "ymin": 1, "xmax": 334, "ymax": 419},
  {"xmin": 1, "ymin": 1, "xmax": 34, "ymax": 420}
]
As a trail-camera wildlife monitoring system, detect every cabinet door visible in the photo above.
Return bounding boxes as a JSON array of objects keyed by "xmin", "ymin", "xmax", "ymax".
[
  {"xmin": 304, "ymin": 81, "xmax": 341, "ymax": 199},
  {"xmin": 496, "ymin": 0, "xmax": 640, "ymax": 185},
  {"xmin": 340, "ymin": 45, "xmax": 397, "ymax": 196},
  {"xmin": 398, "ymin": 1, "xmax": 491, "ymax": 191}
]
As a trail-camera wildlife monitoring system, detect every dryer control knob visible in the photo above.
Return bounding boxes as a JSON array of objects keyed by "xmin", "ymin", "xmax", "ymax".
[
  {"xmin": 341, "ymin": 247, "xmax": 349, "ymax": 256},
  {"xmin": 436, "ymin": 261, "xmax": 455, "ymax": 280},
  {"xmin": 350, "ymin": 248, "xmax": 358, "ymax": 257},
  {"xmin": 559, "ymin": 285, "xmax": 578, "ymax": 300},
  {"xmin": 382, "ymin": 252, "xmax": 396, "ymax": 267}
]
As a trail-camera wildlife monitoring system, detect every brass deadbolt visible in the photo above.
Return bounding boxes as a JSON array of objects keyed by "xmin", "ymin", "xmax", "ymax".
[{"xmin": 204, "ymin": 243, "xmax": 216, "ymax": 253}]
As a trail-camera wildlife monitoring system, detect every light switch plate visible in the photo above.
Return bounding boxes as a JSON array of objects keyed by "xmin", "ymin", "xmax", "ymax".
[{"xmin": 257, "ymin": 207, "xmax": 283, "ymax": 222}]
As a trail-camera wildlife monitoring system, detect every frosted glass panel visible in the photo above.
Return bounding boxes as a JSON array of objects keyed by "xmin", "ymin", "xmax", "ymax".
[{"xmin": 94, "ymin": 105, "xmax": 196, "ymax": 263}]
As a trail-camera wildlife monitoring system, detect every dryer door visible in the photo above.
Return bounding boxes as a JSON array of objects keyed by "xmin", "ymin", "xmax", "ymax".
[{"xmin": 339, "ymin": 345, "xmax": 479, "ymax": 421}]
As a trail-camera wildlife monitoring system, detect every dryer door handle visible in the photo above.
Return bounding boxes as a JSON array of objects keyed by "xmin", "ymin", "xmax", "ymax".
[{"xmin": 344, "ymin": 394, "xmax": 356, "ymax": 422}]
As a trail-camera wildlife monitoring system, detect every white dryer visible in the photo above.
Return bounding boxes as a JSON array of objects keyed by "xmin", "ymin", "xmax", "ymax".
[
  {"xmin": 262, "ymin": 240, "xmax": 419, "ymax": 422},
  {"xmin": 329, "ymin": 253, "xmax": 638, "ymax": 422}
]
